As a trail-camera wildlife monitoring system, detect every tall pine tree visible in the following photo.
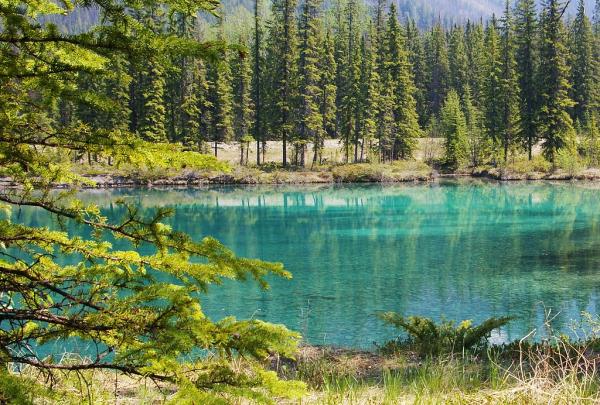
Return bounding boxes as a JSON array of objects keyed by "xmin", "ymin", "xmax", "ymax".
[
  {"xmin": 537, "ymin": 0, "xmax": 576, "ymax": 164},
  {"xmin": 514, "ymin": 0, "xmax": 539, "ymax": 159}
]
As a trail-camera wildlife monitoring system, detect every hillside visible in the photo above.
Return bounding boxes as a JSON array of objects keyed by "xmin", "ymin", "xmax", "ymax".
[{"xmin": 47, "ymin": 0, "xmax": 594, "ymax": 33}]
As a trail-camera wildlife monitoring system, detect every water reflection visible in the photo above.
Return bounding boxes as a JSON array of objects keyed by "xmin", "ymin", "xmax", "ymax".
[{"xmin": 16, "ymin": 180, "xmax": 600, "ymax": 347}]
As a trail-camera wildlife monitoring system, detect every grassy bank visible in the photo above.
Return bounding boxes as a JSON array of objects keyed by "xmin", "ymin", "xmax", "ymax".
[
  {"xmin": 8, "ymin": 312, "xmax": 600, "ymax": 404},
  {"xmin": 65, "ymin": 161, "xmax": 434, "ymax": 187},
  {"xmin": 8, "ymin": 340, "xmax": 600, "ymax": 404}
]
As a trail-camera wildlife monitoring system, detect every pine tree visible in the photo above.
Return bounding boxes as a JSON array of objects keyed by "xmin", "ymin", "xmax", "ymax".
[
  {"xmin": 373, "ymin": 0, "xmax": 391, "ymax": 161},
  {"xmin": 357, "ymin": 30, "xmax": 378, "ymax": 162},
  {"xmin": 514, "ymin": 0, "xmax": 538, "ymax": 159},
  {"xmin": 448, "ymin": 25, "xmax": 468, "ymax": 97},
  {"xmin": 537, "ymin": 0, "xmax": 576, "ymax": 164},
  {"xmin": 483, "ymin": 17, "xmax": 503, "ymax": 156},
  {"xmin": 197, "ymin": 59, "xmax": 213, "ymax": 151},
  {"xmin": 385, "ymin": 3, "xmax": 421, "ymax": 159},
  {"xmin": 424, "ymin": 23, "xmax": 450, "ymax": 117},
  {"xmin": 139, "ymin": 57, "xmax": 168, "ymax": 143},
  {"xmin": 298, "ymin": 0, "xmax": 324, "ymax": 166},
  {"xmin": 406, "ymin": 19, "xmax": 428, "ymax": 127},
  {"xmin": 231, "ymin": 38, "xmax": 254, "ymax": 164},
  {"xmin": 463, "ymin": 85, "xmax": 490, "ymax": 166},
  {"xmin": 174, "ymin": 14, "xmax": 203, "ymax": 148},
  {"xmin": 441, "ymin": 89, "xmax": 469, "ymax": 170},
  {"xmin": 317, "ymin": 30, "xmax": 338, "ymax": 165},
  {"xmin": 208, "ymin": 21, "xmax": 234, "ymax": 157},
  {"xmin": 338, "ymin": 0, "xmax": 361, "ymax": 163},
  {"xmin": 180, "ymin": 59, "xmax": 202, "ymax": 148},
  {"xmin": 569, "ymin": 0, "xmax": 596, "ymax": 125},
  {"xmin": 252, "ymin": 0, "xmax": 265, "ymax": 164},
  {"xmin": 465, "ymin": 21, "xmax": 487, "ymax": 110},
  {"xmin": 498, "ymin": 1, "xmax": 521, "ymax": 162},
  {"xmin": 267, "ymin": 0, "xmax": 298, "ymax": 166}
]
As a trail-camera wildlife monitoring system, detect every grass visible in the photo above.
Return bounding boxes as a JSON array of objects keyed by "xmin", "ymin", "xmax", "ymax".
[{"xmin": 6, "ymin": 338, "xmax": 600, "ymax": 404}]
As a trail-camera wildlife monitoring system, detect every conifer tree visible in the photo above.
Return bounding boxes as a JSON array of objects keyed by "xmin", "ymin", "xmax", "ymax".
[
  {"xmin": 483, "ymin": 17, "xmax": 503, "ymax": 155},
  {"xmin": 139, "ymin": 57, "xmax": 168, "ymax": 143},
  {"xmin": 180, "ymin": 59, "xmax": 202, "ymax": 148},
  {"xmin": 231, "ymin": 39, "xmax": 254, "ymax": 164},
  {"xmin": 298, "ymin": 0, "xmax": 324, "ymax": 166},
  {"xmin": 357, "ymin": 31, "xmax": 378, "ymax": 162},
  {"xmin": 569, "ymin": 0, "xmax": 596, "ymax": 125},
  {"xmin": 176, "ymin": 14, "xmax": 202, "ymax": 148},
  {"xmin": 337, "ymin": 0, "xmax": 361, "ymax": 162},
  {"xmin": 252, "ymin": 0, "xmax": 265, "ymax": 164},
  {"xmin": 208, "ymin": 21, "xmax": 235, "ymax": 157},
  {"xmin": 424, "ymin": 22, "xmax": 450, "ymax": 117},
  {"xmin": 463, "ymin": 85, "xmax": 490, "ymax": 166},
  {"xmin": 448, "ymin": 25, "xmax": 469, "ymax": 97},
  {"xmin": 514, "ymin": 0, "xmax": 539, "ymax": 159},
  {"xmin": 317, "ymin": 30, "xmax": 338, "ymax": 165},
  {"xmin": 465, "ymin": 21, "xmax": 487, "ymax": 104},
  {"xmin": 268, "ymin": 0, "xmax": 298, "ymax": 166},
  {"xmin": 441, "ymin": 89, "xmax": 469, "ymax": 170},
  {"xmin": 406, "ymin": 19, "xmax": 428, "ymax": 126},
  {"xmin": 537, "ymin": 0, "xmax": 576, "ymax": 164},
  {"xmin": 498, "ymin": 1, "xmax": 521, "ymax": 162},
  {"xmin": 0, "ymin": 0, "xmax": 306, "ymax": 400},
  {"xmin": 385, "ymin": 3, "xmax": 421, "ymax": 159}
]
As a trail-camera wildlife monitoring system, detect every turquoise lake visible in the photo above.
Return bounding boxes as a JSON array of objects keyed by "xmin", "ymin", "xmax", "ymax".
[{"xmin": 17, "ymin": 180, "xmax": 600, "ymax": 348}]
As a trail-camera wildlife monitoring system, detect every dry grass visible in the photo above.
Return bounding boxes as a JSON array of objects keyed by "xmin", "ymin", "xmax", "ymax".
[{"xmin": 7, "ymin": 341, "xmax": 600, "ymax": 404}]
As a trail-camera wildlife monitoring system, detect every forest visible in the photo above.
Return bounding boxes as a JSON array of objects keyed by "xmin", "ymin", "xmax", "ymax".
[
  {"xmin": 2, "ymin": 0, "xmax": 600, "ymax": 402},
  {"xmin": 59, "ymin": 0, "xmax": 600, "ymax": 170}
]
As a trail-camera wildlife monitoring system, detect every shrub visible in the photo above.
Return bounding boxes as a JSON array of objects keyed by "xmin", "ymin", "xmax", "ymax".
[
  {"xmin": 508, "ymin": 155, "xmax": 552, "ymax": 174},
  {"xmin": 556, "ymin": 148, "xmax": 584, "ymax": 177},
  {"xmin": 378, "ymin": 313, "xmax": 513, "ymax": 356}
]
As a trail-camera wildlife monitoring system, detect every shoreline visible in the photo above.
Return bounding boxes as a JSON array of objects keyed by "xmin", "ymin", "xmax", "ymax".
[{"xmin": 3, "ymin": 165, "xmax": 600, "ymax": 189}]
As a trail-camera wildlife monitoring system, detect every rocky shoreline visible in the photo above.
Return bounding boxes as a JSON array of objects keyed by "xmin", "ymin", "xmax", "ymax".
[{"xmin": 3, "ymin": 166, "xmax": 600, "ymax": 189}]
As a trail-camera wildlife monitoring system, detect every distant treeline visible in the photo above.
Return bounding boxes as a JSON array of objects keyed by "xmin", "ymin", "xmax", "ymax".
[{"xmin": 61, "ymin": 0, "xmax": 600, "ymax": 167}]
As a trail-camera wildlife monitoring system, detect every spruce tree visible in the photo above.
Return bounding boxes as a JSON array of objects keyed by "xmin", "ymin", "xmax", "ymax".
[
  {"xmin": 463, "ymin": 85, "xmax": 490, "ymax": 166},
  {"xmin": 357, "ymin": 30, "xmax": 378, "ymax": 162},
  {"xmin": 338, "ymin": 0, "xmax": 361, "ymax": 162},
  {"xmin": 441, "ymin": 89, "xmax": 469, "ymax": 170},
  {"xmin": 317, "ymin": 30, "xmax": 338, "ymax": 165},
  {"xmin": 385, "ymin": 3, "xmax": 421, "ymax": 159},
  {"xmin": 208, "ymin": 21, "xmax": 234, "ymax": 157},
  {"xmin": 424, "ymin": 22, "xmax": 450, "ymax": 117},
  {"xmin": 498, "ymin": 1, "xmax": 521, "ymax": 162},
  {"xmin": 514, "ymin": 0, "xmax": 539, "ymax": 159},
  {"xmin": 406, "ymin": 19, "xmax": 429, "ymax": 127},
  {"xmin": 0, "ymin": 0, "xmax": 305, "ymax": 400},
  {"xmin": 483, "ymin": 17, "xmax": 503, "ymax": 157},
  {"xmin": 448, "ymin": 25, "xmax": 469, "ymax": 97},
  {"xmin": 268, "ymin": 0, "xmax": 298, "ymax": 166},
  {"xmin": 139, "ymin": 57, "xmax": 168, "ymax": 143},
  {"xmin": 298, "ymin": 0, "xmax": 324, "ymax": 166},
  {"xmin": 252, "ymin": 0, "xmax": 265, "ymax": 164},
  {"xmin": 569, "ymin": 0, "xmax": 596, "ymax": 125},
  {"xmin": 537, "ymin": 0, "xmax": 576, "ymax": 164},
  {"xmin": 180, "ymin": 59, "xmax": 202, "ymax": 148},
  {"xmin": 231, "ymin": 38, "xmax": 254, "ymax": 164},
  {"xmin": 465, "ymin": 21, "xmax": 488, "ymax": 121}
]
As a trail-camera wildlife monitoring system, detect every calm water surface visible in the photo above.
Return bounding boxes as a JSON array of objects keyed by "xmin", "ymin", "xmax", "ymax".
[{"xmin": 18, "ymin": 181, "xmax": 600, "ymax": 347}]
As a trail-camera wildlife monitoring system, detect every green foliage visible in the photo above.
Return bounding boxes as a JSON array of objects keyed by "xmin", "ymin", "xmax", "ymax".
[
  {"xmin": 537, "ymin": 0, "xmax": 577, "ymax": 164},
  {"xmin": 556, "ymin": 147, "xmax": 584, "ymax": 176},
  {"xmin": 505, "ymin": 155, "xmax": 552, "ymax": 174},
  {"xmin": 441, "ymin": 90, "xmax": 469, "ymax": 171},
  {"xmin": 378, "ymin": 313, "xmax": 513, "ymax": 356},
  {"xmin": 0, "ymin": 0, "xmax": 305, "ymax": 402}
]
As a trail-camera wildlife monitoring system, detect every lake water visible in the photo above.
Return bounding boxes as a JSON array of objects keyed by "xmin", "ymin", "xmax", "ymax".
[{"xmin": 16, "ymin": 180, "xmax": 600, "ymax": 348}]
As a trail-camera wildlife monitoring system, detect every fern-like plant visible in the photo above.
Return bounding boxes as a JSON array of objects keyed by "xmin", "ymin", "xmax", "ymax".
[{"xmin": 378, "ymin": 313, "xmax": 513, "ymax": 356}]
